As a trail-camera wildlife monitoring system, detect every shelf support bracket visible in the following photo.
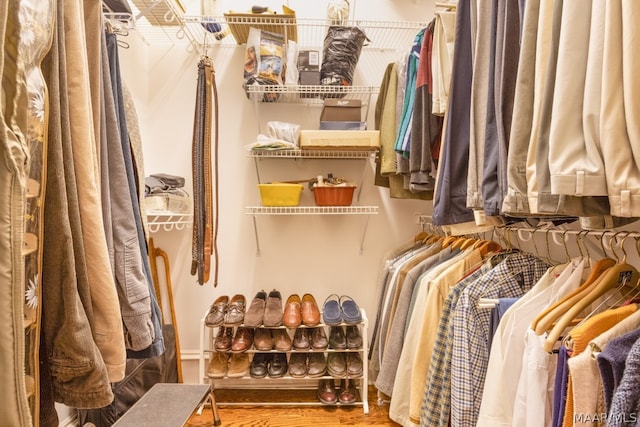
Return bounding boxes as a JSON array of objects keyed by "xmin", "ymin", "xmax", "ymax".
[
  {"xmin": 251, "ymin": 215, "xmax": 261, "ymax": 255},
  {"xmin": 359, "ymin": 214, "xmax": 371, "ymax": 254}
]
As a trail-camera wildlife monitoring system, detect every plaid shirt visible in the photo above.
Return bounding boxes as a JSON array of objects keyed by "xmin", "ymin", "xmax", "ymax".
[{"xmin": 450, "ymin": 252, "xmax": 550, "ymax": 427}]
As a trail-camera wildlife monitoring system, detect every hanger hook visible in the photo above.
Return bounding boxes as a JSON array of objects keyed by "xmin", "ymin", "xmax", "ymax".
[
  {"xmin": 561, "ymin": 229, "xmax": 571, "ymax": 262},
  {"xmin": 618, "ymin": 231, "xmax": 630, "ymax": 264},
  {"xmin": 608, "ymin": 232, "xmax": 620, "ymax": 263}
]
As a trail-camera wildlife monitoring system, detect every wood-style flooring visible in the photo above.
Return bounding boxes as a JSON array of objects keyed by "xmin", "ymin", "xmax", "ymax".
[{"xmin": 186, "ymin": 386, "xmax": 400, "ymax": 427}]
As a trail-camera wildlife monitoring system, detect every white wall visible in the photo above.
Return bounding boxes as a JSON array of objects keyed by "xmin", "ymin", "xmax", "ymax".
[{"xmin": 118, "ymin": 0, "xmax": 435, "ymax": 385}]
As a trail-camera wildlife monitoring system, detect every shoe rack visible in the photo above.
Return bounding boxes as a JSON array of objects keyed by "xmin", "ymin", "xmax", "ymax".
[{"xmin": 198, "ymin": 307, "xmax": 370, "ymax": 414}]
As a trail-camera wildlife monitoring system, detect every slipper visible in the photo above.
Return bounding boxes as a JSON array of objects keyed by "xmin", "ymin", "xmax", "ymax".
[
  {"xmin": 322, "ymin": 294, "xmax": 343, "ymax": 325},
  {"xmin": 340, "ymin": 295, "xmax": 362, "ymax": 324}
]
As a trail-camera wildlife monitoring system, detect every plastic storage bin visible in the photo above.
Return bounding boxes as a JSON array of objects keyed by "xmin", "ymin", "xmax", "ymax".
[
  {"xmin": 258, "ymin": 183, "xmax": 304, "ymax": 206},
  {"xmin": 312, "ymin": 185, "xmax": 356, "ymax": 206}
]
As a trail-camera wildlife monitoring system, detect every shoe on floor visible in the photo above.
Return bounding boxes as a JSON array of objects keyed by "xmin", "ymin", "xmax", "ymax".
[
  {"xmin": 317, "ymin": 379, "xmax": 337, "ymax": 404},
  {"xmin": 244, "ymin": 290, "xmax": 267, "ymax": 327},
  {"xmin": 338, "ymin": 378, "xmax": 359, "ymax": 404}
]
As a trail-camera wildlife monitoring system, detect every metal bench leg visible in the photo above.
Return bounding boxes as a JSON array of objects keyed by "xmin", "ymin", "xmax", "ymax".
[{"xmin": 207, "ymin": 390, "xmax": 221, "ymax": 426}]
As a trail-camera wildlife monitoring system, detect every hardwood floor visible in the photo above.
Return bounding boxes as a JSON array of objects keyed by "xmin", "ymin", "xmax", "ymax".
[{"xmin": 186, "ymin": 386, "xmax": 400, "ymax": 427}]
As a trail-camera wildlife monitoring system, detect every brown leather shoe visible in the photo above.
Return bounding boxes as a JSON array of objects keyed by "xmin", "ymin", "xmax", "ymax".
[
  {"xmin": 329, "ymin": 326, "xmax": 346, "ymax": 350},
  {"xmin": 253, "ymin": 328, "xmax": 273, "ymax": 351},
  {"xmin": 310, "ymin": 327, "xmax": 328, "ymax": 350},
  {"xmin": 317, "ymin": 379, "xmax": 337, "ymax": 404},
  {"xmin": 346, "ymin": 325, "xmax": 362, "ymax": 349},
  {"xmin": 283, "ymin": 294, "xmax": 302, "ymax": 328},
  {"xmin": 293, "ymin": 328, "xmax": 310, "ymax": 349},
  {"xmin": 205, "ymin": 295, "xmax": 228, "ymax": 327},
  {"xmin": 244, "ymin": 290, "xmax": 267, "ymax": 327},
  {"xmin": 307, "ymin": 352, "xmax": 326, "ymax": 377},
  {"xmin": 263, "ymin": 289, "xmax": 283, "ymax": 327},
  {"xmin": 272, "ymin": 329, "xmax": 292, "ymax": 351},
  {"xmin": 338, "ymin": 378, "xmax": 359, "ymax": 404},
  {"xmin": 327, "ymin": 352, "xmax": 346, "ymax": 377},
  {"xmin": 346, "ymin": 352, "xmax": 363, "ymax": 377},
  {"xmin": 231, "ymin": 327, "xmax": 254, "ymax": 353},
  {"xmin": 214, "ymin": 327, "xmax": 233, "ymax": 351},
  {"xmin": 301, "ymin": 293, "xmax": 321, "ymax": 326},
  {"xmin": 224, "ymin": 294, "xmax": 246, "ymax": 325},
  {"xmin": 288, "ymin": 352, "xmax": 307, "ymax": 378}
]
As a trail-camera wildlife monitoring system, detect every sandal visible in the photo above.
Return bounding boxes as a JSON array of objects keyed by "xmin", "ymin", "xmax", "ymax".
[
  {"xmin": 339, "ymin": 295, "xmax": 362, "ymax": 324},
  {"xmin": 322, "ymin": 294, "xmax": 343, "ymax": 325}
]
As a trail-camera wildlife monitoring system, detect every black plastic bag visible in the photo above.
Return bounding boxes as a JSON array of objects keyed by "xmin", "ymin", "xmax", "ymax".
[{"xmin": 320, "ymin": 26, "xmax": 369, "ymax": 88}]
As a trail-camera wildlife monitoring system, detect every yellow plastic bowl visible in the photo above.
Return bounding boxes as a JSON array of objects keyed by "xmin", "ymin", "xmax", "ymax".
[{"xmin": 257, "ymin": 183, "xmax": 304, "ymax": 206}]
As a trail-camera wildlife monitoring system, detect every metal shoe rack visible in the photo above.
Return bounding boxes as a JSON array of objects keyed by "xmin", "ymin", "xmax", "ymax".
[{"xmin": 198, "ymin": 307, "xmax": 370, "ymax": 414}]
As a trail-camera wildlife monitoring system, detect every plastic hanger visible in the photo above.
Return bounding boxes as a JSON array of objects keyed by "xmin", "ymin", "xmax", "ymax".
[{"xmin": 542, "ymin": 234, "xmax": 640, "ymax": 352}]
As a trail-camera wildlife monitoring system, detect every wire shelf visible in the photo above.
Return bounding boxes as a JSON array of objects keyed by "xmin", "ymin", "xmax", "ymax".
[
  {"xmin": 247, "ymin": 148, "xmax": 377, "ymax": 159},
  {"xmin": 147, "ymin": 212, "xmax": 193, "ymax": 232},
  {"xmin": 245, "ymin": 206, "xmax": 378, "ymax": 215},
  {"xmin": 180, "ymin": 16, "xmax": 427, "ymax": 51}
]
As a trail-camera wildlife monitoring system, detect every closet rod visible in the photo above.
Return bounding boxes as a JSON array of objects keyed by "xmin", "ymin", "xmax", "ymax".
[{"xmin": 499, "ymin": 226, "xmax": 640, "ymax": 248}]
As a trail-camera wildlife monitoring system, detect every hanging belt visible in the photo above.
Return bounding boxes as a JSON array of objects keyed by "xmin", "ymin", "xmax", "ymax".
[{"xmin": 191, "ymin": 56, "xmax": 219, "ymax": 286}]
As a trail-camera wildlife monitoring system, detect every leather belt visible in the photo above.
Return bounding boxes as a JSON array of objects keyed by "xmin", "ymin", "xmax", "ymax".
[{"xmin": 191, "ymin": 56, "xmax": 218, "ymax": 286}]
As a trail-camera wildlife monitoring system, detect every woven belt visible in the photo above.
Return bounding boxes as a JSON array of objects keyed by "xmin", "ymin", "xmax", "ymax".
[{"xmin": 191, "ymin": 56, "xmax": 219, "ymax": 286}]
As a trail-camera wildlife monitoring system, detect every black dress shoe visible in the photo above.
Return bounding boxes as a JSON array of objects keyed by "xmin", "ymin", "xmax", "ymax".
[
  {"xmin": 346, "ymin": 325, "xmax": 362, "ymax": 349},
  {"xmin": 329, "ymin": 326, "xmax": 346, "ymax": 350},
  {"xmin": 338, "ymin": 378, "xmax": 359, "ymax": 404},
  {"xmin": 317, "ymin": 379, "xmax": 337, "ymax": 404},
  {"xmin": 250, "ymin": 353, "xmax": 271, "ymax": 379},
  {"xmin": 268, "ymin": 352, "xmax": 288, "ymax": 378}
]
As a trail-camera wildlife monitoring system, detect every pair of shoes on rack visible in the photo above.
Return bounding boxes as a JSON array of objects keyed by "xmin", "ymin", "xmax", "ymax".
[
  {"xmin": 214, "ymin": 326, "xmax": 254, "ymax": 352},
  {"xmin": 250, "ymin": 353, "xmax": 288, "ymax": 378},
  {"xmin": 289, "ymin": 352, "xmax": 326, "ymax": 378},
  {"xmin": 208, "ymin": 351, "xmax": 250, "ymax": 378},
  {"xmin": 329, "ymin": 325, "xmax": 362, "ymax": 349},
  {"xmin": 317, "ymin": 379, "xmax": 359, "ymax": 404},
  {"xmin": 322, "ymin": 294, "xmax": 362, "ymax": 325},
  {"xmin": 293, "ymin": 327, "xmax": 328, "ymax": 350},
  {"xmin": 283, "ymin": 293, "xmax": 321, "ymax": 327},
  {"xmin": 254, "ymin": 328, "xmax": 292, "ymax": 351},
  {"xmin": 327, "ymin": 352, "xmax": 363, "ymax": 377},
  {"xmin": 205, "ymin": 294, "xmax": 246, "ymax": 326},
  {"xmin": 244, "ymin": 290, "xmax": 283, "ymax": 327}
]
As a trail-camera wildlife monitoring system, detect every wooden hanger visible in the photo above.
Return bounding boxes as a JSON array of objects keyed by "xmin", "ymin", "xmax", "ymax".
[{"xmin": 542, "ymin": 236, "xmax": 640, "ymax": 352}]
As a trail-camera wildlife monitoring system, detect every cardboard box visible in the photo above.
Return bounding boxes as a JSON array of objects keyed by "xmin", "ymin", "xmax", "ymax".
[
  {"xmin": 320, "ymin": 99, "xmax": 362, "ymax": 122},
  {"xmin": 319, "ymin": 121, "xmax": 366, "ymax": 130},
  {"xmin": 298, "ymin": 50, "xmax": 320, "ymax": 71},
  {"xmin": 224, "ymin": 11, "xmax": 297, "ymax": 44},
  {"xmin": 300, "ymin": 130, "xmax": 380, "ymax": 150}
]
